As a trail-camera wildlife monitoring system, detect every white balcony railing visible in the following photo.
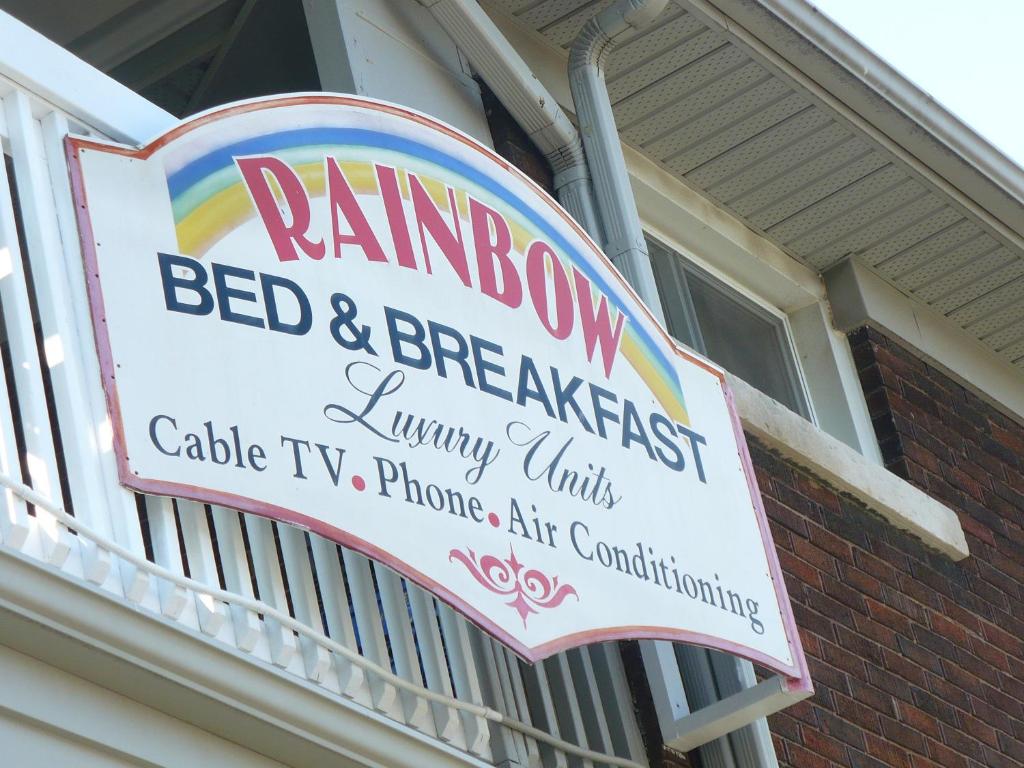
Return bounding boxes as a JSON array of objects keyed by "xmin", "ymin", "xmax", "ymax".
[{"xmin": 0, "ymin": 11, "xmax": 648, "ymax": 768}]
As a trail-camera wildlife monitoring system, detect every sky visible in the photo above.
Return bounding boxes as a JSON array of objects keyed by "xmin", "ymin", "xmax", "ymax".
[{"xmin": 809, "ymin": 0, "xmax": 1024, "ymax": 170}]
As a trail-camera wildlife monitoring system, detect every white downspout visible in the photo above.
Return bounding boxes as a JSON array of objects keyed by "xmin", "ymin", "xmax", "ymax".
[
  {"xmin": 568, "ymin": 0, "xmax": 668, "ymax": 323},
  {"xmin": 569, "ymin": 6, "xmax": 781, "ymax": 767},
  {"xmin": 415, "ymin": 0, "xmax": 602, "ymax": 240}
]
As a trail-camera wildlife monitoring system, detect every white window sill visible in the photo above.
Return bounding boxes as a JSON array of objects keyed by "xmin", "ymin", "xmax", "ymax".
[{"xmin": 728, "ymin": 373, "xmax": 969, "ymax": 561}]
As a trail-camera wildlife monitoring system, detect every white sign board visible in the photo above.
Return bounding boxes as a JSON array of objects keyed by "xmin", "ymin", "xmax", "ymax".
[{"xmin": 69, "ymin": 95, "xmax": 806, "ymax": 677}]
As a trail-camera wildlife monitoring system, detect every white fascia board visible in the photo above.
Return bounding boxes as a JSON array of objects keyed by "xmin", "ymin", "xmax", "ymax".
[
  {"xmin": 729, "ymin": 371, "xmax": 970, "ymax": 561},
  {"xmin": 827, "ymin": 258, "xmax": 1024, "ymax": 427},
  {"xmin": 0, "ymin": 546, "xmax": 489, "ymax": 768},
  {"xmin": 0, "ymin": 10, "xmax": 174, "ymax": 145}
]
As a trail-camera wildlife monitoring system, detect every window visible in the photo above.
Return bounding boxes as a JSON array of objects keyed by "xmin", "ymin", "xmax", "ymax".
[{"xmin": 648, "ymin": 236, "xmax": 811, "ymax": 418}]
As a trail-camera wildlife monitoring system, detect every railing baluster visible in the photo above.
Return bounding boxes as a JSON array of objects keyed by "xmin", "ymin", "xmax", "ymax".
[
  {"xmin": 38, "ymin": 110, "xmax": 149, "ymax": 598},
  {"xmin": 308, "ymin": 537, "xmax": 369, "ymax": 703},
  {"xmin": 277, "ymin": 525, "xmax": 332, "ymax": 683},
  {"xmin": 437, "ymin": 606, "xmax": 492, "ymax": 759},
  {"xmin": 470, "ymin": 627, "xmax": 530, "ymax": 766},
  {"xmin": 376, "ymin": 568, "xmax": 435, "ymax": 734},
  {"xmin": 0, "ymin": 103, "xmax": 69, "ymax": 566},
  {"xmin": 209, "ymin": 506, "xmax": 262, "ymax": 652},
  {"xmin": 143, "ymin": 495, "xmax": 189, "ymax": 620},
  {"xmin": 567, "ymin": 649, "xmax": 615, "ymax": 762},
  {"xmin": 245, "ymin": 515, "xmax": 299, "ymax": 669},
  {"xmin": 407, "ymin": 586, "xmax": 465, "ymax": 747},
  {"xmin": 340, "ymin": 549, "xmax": 402, "ymax": 719},
  {"xmin": 501, "ymin": 645, "xmax": 543, "ymax": 767},
  {"xmin": 588, "ymin": 644, "xmax": 647, "ymax": 762},
  {"xmin": 520, "ymin": 653, "xmax": 570, "ymax": 768},
  {"xmin": 545, "ymin": 653, "xmax": 595, "ymax": 768},
  {"xmin": 176, "ymin": 499, "xmax": 227, "ymax": 638},
  {"xmin": 0, "ymin": 349, "xmax": 30, "ymax": 550}
]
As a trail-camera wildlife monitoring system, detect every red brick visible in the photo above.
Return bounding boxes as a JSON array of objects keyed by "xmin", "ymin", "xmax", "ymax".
[
  {"xmin": 802, "ymin": 726, "xmax": 850, "ymax": 764},
  {"xmin": 822, "ymin": 638, "xmax": 868, "ymax": 679},
  {"xmin": 765, "ymin": 494, "xmax": 810, "ymax": 537},
  {"xmin": 788, "ymin": 742, "xmax": 833, "ymax": 768},
  {"xmin": 926, "ymin": 610, "xmax": 971, "ymax": 647},
  {"xmin": 866, "ymin": 730, "xmax": 915, "ymax": 767},
  {"xmin": 835, "ymin": 623, "xmax": 883, "ymax": 665},
  {"xmin": 853, "ymin": 548, "xmax": 900, "ymax": 587},
  {"xmin": 978, "ymin": 622, "xmax": 1024, "ymax": 659},
  {"xmin": 818, "ymin": 709, "xmax": 868, "ymax": 751},
  {"xmin": 939, "ymin": 596, "xmax": 984, "ymax": 636},
  {"xmin": 960, "ymin": 712, "xmax": 1000, "ymax": 749},
  {"xmin": 806, "ymin": 655, "xmax": 851, "ymax": 696},
  {"xmin": 956, "ymin": 646, "xmax": 1007, "ymax": 683},
  {"xmin": 969, "ymin": 695, "xmax": 1015, "ymax": 735},
  {"xmin": 839, "ymin": 563, "xmax": 885, "ymax": 601},
  {"xmin": 925, "ymin": 671, "xmax": 972, "ymax": 712},
  {"xmin": 882, "ymin": 646, "xmax": 931, "ymax": 686},
  {"xmin": 998, "ymin": 732, "xmax": 1024, "ymax": 764},
  {"xmin": 793, "ymin": 535, "xmax": 840, "ymax": 575},
  {"xmin": 941, "ymin": 463, "xmax": 988, "ymax": 503},
  {"xmin": 911, "ymin": 686, "xmax": 961, "ymax": 728},
  {"xmin": 959, "ymin": 513, "xmax": 998, "ymax": 547},
  {"xmin": 941, "ymin": 721, "xmax": 988, "ymax": 762},
  {"xmin": 880, "ymin": 715, "xmax": 928, "ymax": 754},
  {"xmin": 896, "ymin": 700, "xmax": 942, "ymax": 740},
  {"xmin": 822, "ymin": 573, "xmax": 869, "ymax": 614},
  {"xmin": 990, "ymin": 422, "xmax": 1024, "ymax": 456},
  {"xmin": 864, "ymin": 596, "xmax": 914, "ymax": 636},
  {"xmin": 903, "ymin": 441, "xmax": 942, "ymax": 474},
  {"xmin": 779, "ymin": 548, "xmax": 824, "ymax": 590},
  {"xmin": 768, "ymin": 711, "xmax": 802, "ymax": 742},
  {"xmin": 925, "ymin": 738, "xmax": 970, "ymax": 768},
  {"xmin": 808, "ymin": 521, "xmax": 855, "ymax": 564},
  {"xmin": 967, "ymin": 633, "xmax": 1012, "ymax": 673},
  {"xmin": 852, "ymin": 612, "xmax": 900, "ymax": 648}
]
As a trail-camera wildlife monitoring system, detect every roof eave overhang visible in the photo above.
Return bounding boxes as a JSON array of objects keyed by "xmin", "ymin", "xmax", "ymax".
[{"xmin": 683, "ymin": 0, "xmax": 1024, "ymax": 245}]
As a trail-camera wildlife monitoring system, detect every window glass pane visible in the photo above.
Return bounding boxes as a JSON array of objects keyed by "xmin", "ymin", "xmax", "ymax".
[
  {"xmin": 648, "ymin": 240, "xmax": 701, "ymax": 351},
  {"xmin": 685, "ymin": 269, "xmax": 807, "ymax": 415}
]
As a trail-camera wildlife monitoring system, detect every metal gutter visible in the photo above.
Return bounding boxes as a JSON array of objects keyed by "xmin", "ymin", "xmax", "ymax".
[
  {"xmin": 415, "ymin": 0, "xmax": 601, "ymax": 239},
  {"xmin": 567, "ymin": 0, "xmax": 669, "ymax": 322}
]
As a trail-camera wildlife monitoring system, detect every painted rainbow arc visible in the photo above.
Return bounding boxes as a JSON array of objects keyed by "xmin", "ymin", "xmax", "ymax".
[{"xmin": 164, "ymin": 125, "xmax": 689, "ymax": 425}]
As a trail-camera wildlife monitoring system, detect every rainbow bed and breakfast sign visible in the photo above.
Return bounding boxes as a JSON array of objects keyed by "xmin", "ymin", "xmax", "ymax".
[{"xmin": 68, "ymin": 94, "xmax": 807, "ymax": 678}]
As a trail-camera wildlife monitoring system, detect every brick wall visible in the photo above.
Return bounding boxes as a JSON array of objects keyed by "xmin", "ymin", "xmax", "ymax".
[{"xmin": 758, "ymin": 327, "xmax": 1024, "ymax": 768}]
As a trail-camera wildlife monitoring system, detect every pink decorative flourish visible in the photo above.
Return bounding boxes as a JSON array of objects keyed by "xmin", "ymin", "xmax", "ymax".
[{"xmin": 449, "ymin": 546, "xmax": 578, "ymax": 627}]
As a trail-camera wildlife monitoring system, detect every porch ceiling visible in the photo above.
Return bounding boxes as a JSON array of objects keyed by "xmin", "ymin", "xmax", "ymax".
[{"xmin": 490, "ymin": 0, "xmax": 1024, "ymax": 372}]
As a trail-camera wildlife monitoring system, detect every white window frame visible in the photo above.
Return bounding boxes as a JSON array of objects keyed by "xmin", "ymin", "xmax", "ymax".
[
  {"xmin": 646, "ymin": 228, "xmax": 819, "ymax": 426},
  {"xmin": 628, "ymin": 144, "xmax": 883, "ymax": 464}
]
